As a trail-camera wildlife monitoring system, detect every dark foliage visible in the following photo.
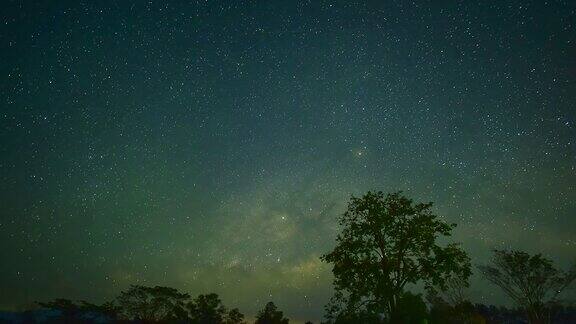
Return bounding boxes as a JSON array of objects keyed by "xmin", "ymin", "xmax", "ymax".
[
  {"xmin": 116, "ymin": 285, "xmax": 190, "ymax": 322},
  {"xmin": 321, "ymin": 191, "xmax": 471, "ymax": 321},
  {"xmin": 254, "ymin": 302, "xmax": 289, "ymax": 324},
  {"xmin": 29, "ymin": 287, "xmax": 245, "ymax": 324},
  {"xmin": 224, "ymin": 308, "xmax": 246, "ymax": 324}
]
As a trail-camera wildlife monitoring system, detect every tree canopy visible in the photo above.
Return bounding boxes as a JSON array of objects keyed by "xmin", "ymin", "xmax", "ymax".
[
  {"xmin": 321, "ymin": 191, "xmax": 471, "ymax": 321},
  {"xmin": 187, "ymin": 293, "xmax": 246, "ymax": 324},
  {"xmin": 225, "ymin": 308, "xmax": 246, "ymax": 324},
  {"xmin": 255, "ymin": 301, "xmax": 289, "ymax": 324},
  {"xmin": 116, "ymin": 285, "xmax": 190, "ymax": 321}
]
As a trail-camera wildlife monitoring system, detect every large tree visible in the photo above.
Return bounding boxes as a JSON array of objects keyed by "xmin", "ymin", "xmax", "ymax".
[
  {"xmin": 321, "ymin": 191, "xmax": 471, "ymax": 322},
  {"xmin": 116, "ymin": 285, "xmax": 190, "ymax": 321},
  {"xmin": 478, "ymin": 249, "xmax": 576, "ymax": 324}
]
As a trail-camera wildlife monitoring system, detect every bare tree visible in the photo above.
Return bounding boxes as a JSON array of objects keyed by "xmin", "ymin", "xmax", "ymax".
[
  {"xmin": 440, "ymin": 276, "xmax": 469, "ymax": 307},
  {"xmin": 427, "ymin": 275, "xmax": 474, "ymax": 324},
  {"xmin": 478, "ymin": 249, "xmax": 576, "ymax": 324}
]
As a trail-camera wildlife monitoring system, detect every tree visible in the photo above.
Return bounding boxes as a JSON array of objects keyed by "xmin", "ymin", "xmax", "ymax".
[
  {"xmin": 321, "ymin": 191, "xmax": 471, "ymax": 322},
  {"xmin": 225, "ymin": 308, "xmax": 246, "ymax": 324},
  {"xmin": 187, "ymin": 293, "xmax": 227, "ymax": 324},
  {"xmin": 427, "ymin": 292, "xmax": 475, "ymax": 324},
  {"xmin": 437, "ymin": 275, "xmax": 469, "ymax": 307},
  {"xmin": 427, "ymin": 275, "xmax": 475, "ymax": 323},
  {"xmin": 391, "ymin": 292, "xmax": 428, "ymax": 324},
  {"xmin": 255, "ymin": 302, "xmax": 289, "ymax": 324},
  {"xmin": 186, "ymin": 293, "xmax": 245, "ymax": 324},
  {"xmin": 116, "ymin": 285, "xmax": 190, "ymax": 321},
  {"xmin": 478, "ymin": 249, "xmax": 576, "ymax": 324}
]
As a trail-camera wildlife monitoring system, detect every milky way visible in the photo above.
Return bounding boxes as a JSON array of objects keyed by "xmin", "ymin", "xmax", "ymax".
[{"xmin": 1, "ymin": 1, "xmax": 575, "ymax": 322}]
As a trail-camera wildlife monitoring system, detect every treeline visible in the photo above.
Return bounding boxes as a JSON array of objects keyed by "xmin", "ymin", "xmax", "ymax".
[
  {"xmin": 3, "ymin": 287, "xmax": 576, "ymax": 324},
  {"xmin": 2, "ymin": 191, "xmax": 575, "ymax": 324},
  {"xmin": 2, "ymin": 286, "xmax": 289, "ymax": 323}
]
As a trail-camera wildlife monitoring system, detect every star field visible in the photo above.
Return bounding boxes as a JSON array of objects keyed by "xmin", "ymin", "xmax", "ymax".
[{"xmin": 1, "ymin": 0, "xmax": 575, "ymax": 322}]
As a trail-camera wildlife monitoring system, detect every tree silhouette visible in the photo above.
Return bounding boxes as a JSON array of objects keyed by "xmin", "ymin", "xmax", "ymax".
[
  {"xmin": 321, "ymin": 191, "xmax": 471, "ymax": 322},
  {"xmin": 426, "ymin": 275, "xmax": 476, "ymax": 323},
  {"xmin": 391, "ymin": 292, "xmax": 428, "ymax": 324},
  {"xmin": 255, "ymin": 301, "xmax": 289, "ymax": 324},
  {"xmin": 225, "ymin": 307, "xmax": 246, "ymax": 324},
  {"xmin": 187, "ymin": 293, "xmax": 228, "ymax": 324},
  {"xmin": 116, "ymin": 285, "xmax": 190, "ymax": 321},
  {"xmin": 426, "ymin": 291, "xmax": 475, "ymax": 324},
  {"xmin": 478, "ymin": 249, "xmax": 576, "ymax": 324},
  {"xmin": 37, "ymin": 290, "xmax": 247, "ymax": 324}
]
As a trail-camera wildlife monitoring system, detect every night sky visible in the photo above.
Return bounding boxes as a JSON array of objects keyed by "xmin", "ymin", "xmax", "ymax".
[{"xmin": 1, "ymin": 0, "xmax": 575, "ymax": 322}]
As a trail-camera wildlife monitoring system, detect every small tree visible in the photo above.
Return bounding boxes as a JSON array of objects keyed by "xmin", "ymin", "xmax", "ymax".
[
  {"xmin": 427, "ymin": 275, "xmax": 475, "ymax": 323},
  {"xmin": 187, "ymin": 293, "xmax": 227, "ymax": 324},
  {"xmin": 116, "ymin": 285, "xmax": 190, "ymax": 321},
  {"xmin": 225, "ymin": 308, "xmax": 246, "ymax": 324},
  {"xmin": 255, "ymin": 301, "xmax": 289, "ymax": 324},
  {"xmin": 438, "ymin": 276, "xmax": 469, "ymax": 307},
  {"xmin": 426, "ymin": 291, "xmax": 475, "ymax": 324},
  {"xmin": 478, "ymin": 249, "xmax": 576, "ymax": 324},
  {"xmin": 321, "ymin": 191, "xmax": 471, "ymax": 321}
]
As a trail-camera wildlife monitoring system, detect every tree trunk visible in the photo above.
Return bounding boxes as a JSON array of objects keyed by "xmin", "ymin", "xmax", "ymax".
[{"xmin": 527, "ymin": 309, "xmax": 549, "ymax": 324}]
